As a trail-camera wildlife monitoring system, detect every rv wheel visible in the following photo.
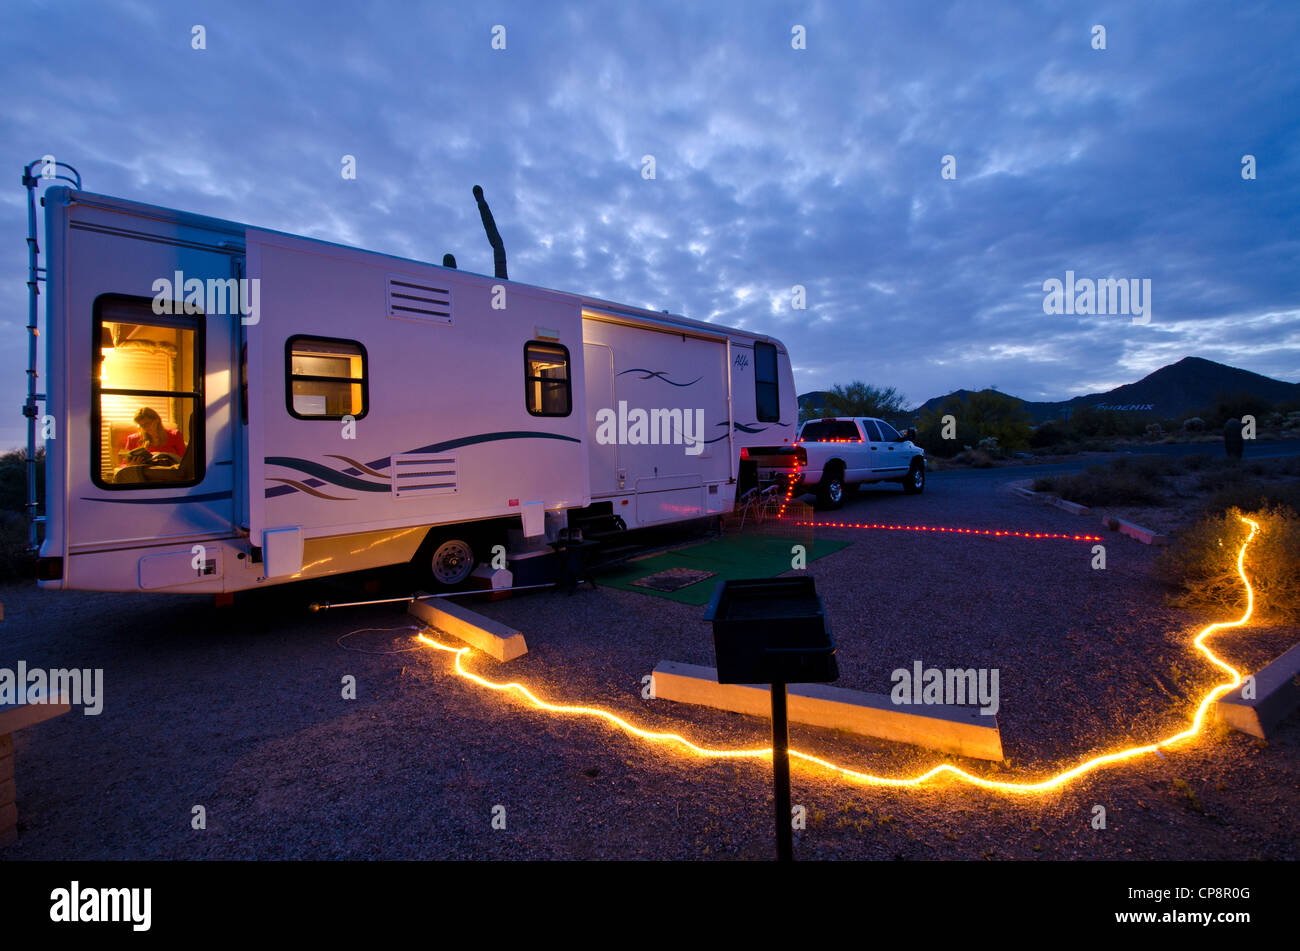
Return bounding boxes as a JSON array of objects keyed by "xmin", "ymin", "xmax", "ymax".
[{"xmin": 422, "ymin": 536, "xmax": 478, "ymax": 588}]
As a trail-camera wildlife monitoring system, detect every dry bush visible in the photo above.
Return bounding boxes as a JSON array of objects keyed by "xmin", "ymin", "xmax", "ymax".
[
  {"xmin": 952, "ymin": 449, "xmax": 996, "ymax": 468},
  {"xmin": 1032, "ymin": 463, "xmax": 1167, "ymax": 506},
  {"xmin": 0, "ymin": 512, "xmax": 35, "ymax": 582},
  {"xmin": 1157, "ymin": 505, "xmax": 1300, "ymax": 621},
  {"xmin": 1204, "ymin": 480, "xmax": 1300, "ymax": 516}
]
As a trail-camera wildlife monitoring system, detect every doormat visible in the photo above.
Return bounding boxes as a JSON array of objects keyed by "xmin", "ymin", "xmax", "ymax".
[
  {"xmin": 598, "ymin": 534, "xmax": 852, "ymax": 605},
  {"xmin": 630, "ymin": 566, "xmax": 717, "ymax": 592}
]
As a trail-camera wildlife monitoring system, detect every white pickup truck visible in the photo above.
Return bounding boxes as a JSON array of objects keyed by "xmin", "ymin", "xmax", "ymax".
[{"xmin": 747, "ymin": 417, "xmax": 926, "ymax": 509}]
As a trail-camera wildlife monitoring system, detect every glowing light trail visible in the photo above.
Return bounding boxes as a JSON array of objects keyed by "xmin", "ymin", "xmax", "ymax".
[{"xmin": 416, "ymin": 517, "xmax": 1260, "ymax": 796}]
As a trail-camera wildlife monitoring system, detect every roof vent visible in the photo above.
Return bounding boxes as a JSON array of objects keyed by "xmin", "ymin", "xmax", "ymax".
[{"xmin": 387, "ymin": 275, "xmax": 453, "ymax": 326}]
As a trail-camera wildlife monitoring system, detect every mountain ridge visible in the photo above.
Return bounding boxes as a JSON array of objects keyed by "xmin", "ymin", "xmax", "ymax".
[{"xmin": 799, "ymin": 357, "xmax": 1300, "ymax": 422}]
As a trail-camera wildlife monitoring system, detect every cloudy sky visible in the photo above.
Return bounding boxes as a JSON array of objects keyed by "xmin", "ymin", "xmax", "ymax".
[{"xmin": 2, "ymin": 0, "xmax": 1297, "ymax": 448}]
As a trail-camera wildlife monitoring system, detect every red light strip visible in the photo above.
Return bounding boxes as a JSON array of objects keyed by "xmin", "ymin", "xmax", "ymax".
[
  {"xmin": 776, "ymin": 460, "xmax": 800, "ymax": 519},
  {"xmin": 798, "ymin": 521, "xmax": 1102, "ymax": 542}
]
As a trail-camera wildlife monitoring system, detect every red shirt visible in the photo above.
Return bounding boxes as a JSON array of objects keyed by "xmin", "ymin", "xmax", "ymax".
[{"xmin": 124, "ymin": 428, "xmax": 187, "ymax": 458}]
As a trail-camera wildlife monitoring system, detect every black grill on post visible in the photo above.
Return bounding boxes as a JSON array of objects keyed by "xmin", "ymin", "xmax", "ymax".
[{"xmin": 704, "ymin": 577, "xmax": 837, "ymax": 861}]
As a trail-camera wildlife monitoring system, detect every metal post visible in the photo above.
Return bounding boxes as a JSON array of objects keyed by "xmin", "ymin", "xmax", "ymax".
[
  {"xmin": 770, "ymin": 681, "xmax": 793, "ymax": 862},
  {"xmin": 23, "ymin": 166, "xmax": 40, "ymax": 549}
]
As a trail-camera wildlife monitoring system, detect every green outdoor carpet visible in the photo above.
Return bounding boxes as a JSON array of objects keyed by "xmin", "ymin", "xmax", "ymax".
[{"xmin": 597, "ymin": 534, "xmax": 852, "ymax": 605}]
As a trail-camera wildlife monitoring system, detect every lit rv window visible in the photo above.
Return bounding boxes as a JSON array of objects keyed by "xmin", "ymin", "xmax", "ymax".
[
  {"xmin": 92, "ymin": 295, "xmax": 204, "ymax": 489},
  {"xmin": 286, "ymin": 336, "xmax": 368, "ymax": 420},
  {"xmin": 524, "ymin": 341, "xmax": 571, "ymax": 417},
  {"xmin": 754, "ymin": 341, "xmax": 780, "ymax": 422}
]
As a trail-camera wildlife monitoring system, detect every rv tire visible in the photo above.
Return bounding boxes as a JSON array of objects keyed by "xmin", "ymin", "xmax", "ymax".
[{"xmin": 417, "ymin": 533, "xmax": 479, "ymax": 589}]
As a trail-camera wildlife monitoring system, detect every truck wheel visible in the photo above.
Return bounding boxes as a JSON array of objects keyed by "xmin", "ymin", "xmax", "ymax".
[
  {"xmin": 817, "ymin": 469, "xmax": 846, "ymax": 510},
  {"xmin": 417, "ymin": 533, "xmax": 478, "ymax": 589},
  {"xmin": 903, "ymin": 461, "xmax": 925, "ymax": 495}
]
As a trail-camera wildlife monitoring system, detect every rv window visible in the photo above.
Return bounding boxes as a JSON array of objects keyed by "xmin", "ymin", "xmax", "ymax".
[
  {"xmin": 524, "ymin": 341, "xmax": 571, "ymax": 417},
  {"xmin": 286, "ymin": 336, "xmax": 368, "ymax": 420},
  {"xmin": 92, "ymin": 295, "xmax": 204, "ymax": 489},
  {"xmin": 754, "ymin": 341, "xmax": 780, "ymax": 422}
]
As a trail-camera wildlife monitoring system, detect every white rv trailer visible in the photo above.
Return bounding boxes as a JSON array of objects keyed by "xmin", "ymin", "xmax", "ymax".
[{"xmin": 29, "ymin": 184, "xmax": 798, "ymax": 594}]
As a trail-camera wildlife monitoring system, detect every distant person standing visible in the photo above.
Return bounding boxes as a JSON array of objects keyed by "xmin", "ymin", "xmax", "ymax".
[{"xmin": 1224, "ymin": 418, "xmax": 1244, "ymax": 460}]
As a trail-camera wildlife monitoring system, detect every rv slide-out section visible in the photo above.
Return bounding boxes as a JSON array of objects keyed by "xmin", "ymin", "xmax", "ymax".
[
  {"xmin": 580, "ymin": 308, "xmax": 797, "ymax": 529},
  {"xmin": 37, "ymin": 187, "xmax": 796, "ymax": 594}
]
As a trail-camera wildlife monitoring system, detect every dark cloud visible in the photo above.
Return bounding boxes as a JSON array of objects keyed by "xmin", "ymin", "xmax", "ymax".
[{"xmin": 2, "ymin": 0, "xmax": 1297, "ymax": 445}]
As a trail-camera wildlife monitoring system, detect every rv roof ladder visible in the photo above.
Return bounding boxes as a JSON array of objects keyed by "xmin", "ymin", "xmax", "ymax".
[{"xmin": 20, "ymin": 158, "xmax": 82, "ymax": 550}]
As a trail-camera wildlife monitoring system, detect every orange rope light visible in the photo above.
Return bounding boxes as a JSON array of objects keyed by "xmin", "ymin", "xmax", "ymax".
[{"xmin": 416, "ymin": 516, "xmax": 1260, "ymax": 796}]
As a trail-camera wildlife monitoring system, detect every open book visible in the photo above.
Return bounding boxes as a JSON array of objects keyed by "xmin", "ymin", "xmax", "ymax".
[{"xmin": 125, "ymin": 447, "xmax": 181, "ymax": 466}]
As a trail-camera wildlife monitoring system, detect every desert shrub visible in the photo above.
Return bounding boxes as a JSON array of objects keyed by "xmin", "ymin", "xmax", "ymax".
[
  {"xmin": 949, "ymin": 449, "xmax": 996, "ymax": 468},
  {"xmin": 1029, "ymin": 420, "xmax": 1069, "ymax": 449},
  {"xmin": 1180, "ymin": 453, "xmax": 1214, "ymax": 471},
  {"xmin": 1203, "ymin": 480, "xmax": 1300, "ymax": 516},
  {"xmin": 0, "ymin": 447, "xmax": 43, "ymax": 515},
  {"xmin": 1197, "ymin": 466, "xmax": 1247, "ymax": 493},
  {"xmin": 1123, "ymin": 455, "xmax": 1179, "ymax": 479},
  {"xmin": 1033, "ymin": 462, "xmax": 1167, "ymax": 506},
  {"xmin": 1031, "ymin": 473, "xmax": 1061, "ymax": 493},
  {"xmin": 1201, "ymin": 391, "xmax": 1276, "ymax": 430},
  {"xmin": 1157, "ymin": 505, "xmax": 1300, "ymax": 621},
  {"xmin": 0, "ymin": 511, "xmax": 35, "ymax": 582}
]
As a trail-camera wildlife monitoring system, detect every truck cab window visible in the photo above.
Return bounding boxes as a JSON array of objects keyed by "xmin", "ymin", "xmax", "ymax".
[
  {"xmin": 877, "ymin": 420, "xmax": 902, "ymax": 441},
  {"xmin": 524, "ymin": 341, "xmax": 571, "ymax": 416},
  {"xmin": 754, "ymin": 341, "xmax": 780, "ymax": 422},
  {"xmin": 861, "ymin": 419, "xmax": 883, "ymax": 442},
  {"xmin": 92, "ymin": 295, "xmax": 203, "ymax": 488}
]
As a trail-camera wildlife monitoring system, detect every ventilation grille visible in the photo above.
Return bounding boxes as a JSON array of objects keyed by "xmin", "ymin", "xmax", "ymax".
[
  {"xmin": 387, "ymin": 275, "xmax": 453, "ymax": 325},
  {"xmin": 390, "ymin": 452, "xmax": 458, "ymax": 499}
]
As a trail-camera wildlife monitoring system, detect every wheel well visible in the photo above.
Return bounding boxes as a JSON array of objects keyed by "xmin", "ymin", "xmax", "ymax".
[
  {"xmin": 825, "ymin": 458, "xmax": 846, "ymax": 476},
  {"xmin": 414, "ymin": 519, "xmax": 508, "ymax": 563}
]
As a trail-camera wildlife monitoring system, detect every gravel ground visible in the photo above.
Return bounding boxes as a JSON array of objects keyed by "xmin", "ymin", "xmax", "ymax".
[{"xmin": 1, "ymin": 468, "xmax": 1296, "ymax": 861}]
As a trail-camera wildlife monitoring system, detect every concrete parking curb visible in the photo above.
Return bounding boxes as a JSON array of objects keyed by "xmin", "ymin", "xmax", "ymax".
[
  {"xmin": 1007, "ymin": 481, "xmax": 1090, "ymax": 514},
  {"xmin": 1215, "ymin": 643, "xmax": 1300, "ymax": 739},
  {"xmin": 0, "ymin": 693, "xmax": 71, "ymax": 847},
  {"xmin": 651, "ymin": 660, "xmax": 1003, "ymax": 761},
  {"xmin": 1101, "ymin": 515, "xmax": 1169, "ymax": 546},
  {"xmin": 409, "ymin": 596, "xmax": 528, "ymax": 662},
  {"xmin": 1048, "ymin": 496, "xmax": 1090, "ymax": 515}
]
